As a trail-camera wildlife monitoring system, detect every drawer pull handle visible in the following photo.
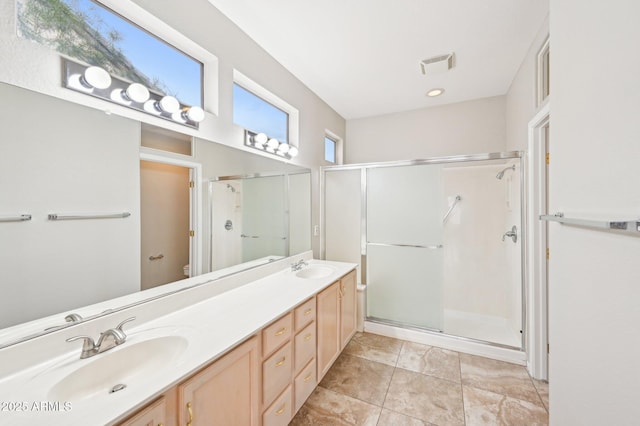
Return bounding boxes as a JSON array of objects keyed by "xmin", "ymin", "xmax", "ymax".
[
  {"xmin": 274, "ymin": 327, "xmax": 287, "ymax": 336},
  {"xmin": 304, "ymin": 308, "xmax": 313, "ymax": 315},
  {"xmin": 304, "ymin": 373, "xmax": 313, "ymax": 382},
  {"xmin": 186, "ymin": 402, "xmax": 193, "ymax": 426},
  {"xmin": 275, "ymin": 357, "xmax": 286, "ymax": 367},
  {"xmin": 304, "ymin": 333, "xmax": 312, "ymax": 341},
  {"xmin": 275, "ymin": 404, "xmax": 286, "ymax": 416}
]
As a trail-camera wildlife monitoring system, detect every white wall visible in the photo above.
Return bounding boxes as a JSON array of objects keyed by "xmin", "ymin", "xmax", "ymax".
[
  {"xmin": 346, "ymin": 96, "xmax": 506, "ymax": 163},
  {"xmin": 549, "ymin": 1, "xmax": 640, "ymax": 424}
]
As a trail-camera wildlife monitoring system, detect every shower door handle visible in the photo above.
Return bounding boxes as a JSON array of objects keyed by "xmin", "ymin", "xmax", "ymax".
[{"xmin": 502, "ymin": 225, "xmax": 518, "ymax": 243}]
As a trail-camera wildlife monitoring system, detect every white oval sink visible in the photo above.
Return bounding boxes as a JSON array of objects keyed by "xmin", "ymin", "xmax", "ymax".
[
  {"xmin": 49, "ymin": 335, "xmax": 187, "ymax": 402},
  {"xmin": 296, "ymin": 265, "xmax": 334, "ymax": 279}
]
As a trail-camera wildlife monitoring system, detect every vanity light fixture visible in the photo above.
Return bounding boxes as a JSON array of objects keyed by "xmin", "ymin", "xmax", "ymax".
[
  {"xmin": 244, "ymin": 130, "xmax": 298, "ymax": 160},
  {"xmin": 426, "ymin": 88, "xmax": 445, "ymax": 97},
  {"xmin": 62, "ymin": 58, "xmax": 205, "ymax": 129}
]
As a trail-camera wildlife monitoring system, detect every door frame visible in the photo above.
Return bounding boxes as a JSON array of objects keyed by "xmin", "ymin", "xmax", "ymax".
[
  {"xmin": 526, "ymin": 102, "xmax": 550, "ymax": 380},
  {"xmin": 140, "ymin": 151, "xmax": 203, "ymax": 277}
]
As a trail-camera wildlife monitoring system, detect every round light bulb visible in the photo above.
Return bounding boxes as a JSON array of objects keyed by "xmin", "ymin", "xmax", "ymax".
[
  {"xmin": 67, "ymin": 74, "xmax": 93, "ymax": 92},
  {"xmin": 125, "ymin": 83, "xmax": 150, "ymax": 103},
  {"xmin": 267, "ymin": 138, "xmax": 280, "ymax": 149},
  {"xmin": 143, "ymin": 100, "xmax": 162, "ymax": 115},
  {"xmin": 157, "ymin": 95, "xmax": 180, "ymax": 113},
  {"xmin": 171, "ymin": 111, "xmax": 187, "ymax": 123},
  {"xmin": 110, "ymin": 88, "xmax": 131, "ymax": 105},
  {"xmin": 277, "ymin": 143, "xmax": 290, "ymax": 153},
  {"xmin": 253, "ymin": 133, "xmax": 268, "ymax": 146},
  {"xmin": 183, "ymin": 106, "xmax": 205, "ymax": 123},
  {"xmin": 288, "ymin": 146, "xmax": 299, "ymax": 158},
  {"xmin": 82, "ymin": 66, "xmax": 111, "ymax": 89}
]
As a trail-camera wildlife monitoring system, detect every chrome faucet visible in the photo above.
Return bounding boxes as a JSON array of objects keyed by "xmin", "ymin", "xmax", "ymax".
[
  {"xmin": 291, "ymin": 259, "xmax": 308, "ymax": 271},
  {"xmin": 66, "ymin": 317, "xmax": 136, "ymax": 359}
]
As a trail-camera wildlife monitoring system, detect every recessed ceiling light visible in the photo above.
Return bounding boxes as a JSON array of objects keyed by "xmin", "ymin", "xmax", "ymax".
[{"xmin": 426, "ymin": 88, "xmax": 445, "ymax": 97}]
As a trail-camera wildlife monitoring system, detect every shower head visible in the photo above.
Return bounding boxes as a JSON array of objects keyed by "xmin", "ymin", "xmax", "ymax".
[
  {"xmin": 226, "ymin": 183, "xmax": 236, "ymax": 192},
  {"xmin": 496, "ymin": 164, "xmax": 516, "ymax": 180}
]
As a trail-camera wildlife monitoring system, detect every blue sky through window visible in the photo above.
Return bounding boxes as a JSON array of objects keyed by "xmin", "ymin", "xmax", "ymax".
[
  {"xmin": 325, "ymin": 137, "xmax": 336, "ymax": 163},
  {"xmin": 233, "ymin": 84, "xmax": 289, "ymax": 143},
  {"xmin": 67, "ymin": 0, "xmax": 202, "ymax": 107},
  {"xmin": 19, "ymin": 0, "xmax": 202, "ymax": 107}
]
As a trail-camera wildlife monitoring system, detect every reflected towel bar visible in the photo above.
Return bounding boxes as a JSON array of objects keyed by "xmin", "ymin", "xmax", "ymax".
[
  {"xmin": 48, "ymin": 212, "xmax": 131, "ymax": 221},
  {"xmin": 367, "ymin": 242, "xmax": 443, "ymax": 249},
  {"xmin": 540, "ymin": 212, "xmax": 640, "ymax": 234},
  {"xmin": 240, "ymin": 234, "xmax": 288, "ymax": 240},
  {"xmin": 0, "ymin": 214, "xmax": 32, "ymax": 222}
]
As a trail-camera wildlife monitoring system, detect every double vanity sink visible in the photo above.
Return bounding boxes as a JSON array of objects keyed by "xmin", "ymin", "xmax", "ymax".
[{"xmin": 0, "ymin": 258, "xmax": 354, "ymax": 425}]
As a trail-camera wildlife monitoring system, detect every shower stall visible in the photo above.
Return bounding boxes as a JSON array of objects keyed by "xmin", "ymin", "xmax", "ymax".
[{"xmin": 322, "ymin": 152, "xmax": 524, "ymax": 350}]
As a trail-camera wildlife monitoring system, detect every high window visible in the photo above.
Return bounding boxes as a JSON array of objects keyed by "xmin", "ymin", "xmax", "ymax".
[
  {"xmin": 324, "ymin": 131, "xmax": 343, "ymax": 164},
  {"xmin": 537, "ymin": 37, "xmax": 550, "ymax": 106},
  {"xmin": 233, "ymin": 83, "xmax": 289, "ymax": 143},
  {"xmin": 17, "ymin": 0, "xmax": 203, "ymax": 107},
  {"xmin": 325, "ymin": 136, "xmax": 337, "ymax": 163}
]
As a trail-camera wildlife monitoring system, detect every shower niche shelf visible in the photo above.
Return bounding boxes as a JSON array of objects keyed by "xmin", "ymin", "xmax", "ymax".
[{"xmin": 540, "ymin": 212, "xmax": 640, "ymax": 235}]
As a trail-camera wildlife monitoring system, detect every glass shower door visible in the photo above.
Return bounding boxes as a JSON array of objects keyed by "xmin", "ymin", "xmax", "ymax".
[{"xmin": 366, "ymin": 164, "xmax": 445, "ymax": 331}]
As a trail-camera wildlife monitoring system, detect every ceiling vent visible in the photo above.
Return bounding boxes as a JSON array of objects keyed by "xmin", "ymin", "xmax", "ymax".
[{"xmin": 420, "ymin": 53, "xmax": 454, "ymax": 75}]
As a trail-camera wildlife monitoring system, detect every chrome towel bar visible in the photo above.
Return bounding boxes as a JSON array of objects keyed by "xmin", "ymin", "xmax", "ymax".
[
  {"xmin": 540, "ymin": 212, "xmax": 640, "ymax": 234},
  {"xmin": 48, "ymin": 212, "xmax": 131, "ymax": 221},
  {"xmin": 0, "ymin": 214, "xmax": 32, "ymax": 222}
]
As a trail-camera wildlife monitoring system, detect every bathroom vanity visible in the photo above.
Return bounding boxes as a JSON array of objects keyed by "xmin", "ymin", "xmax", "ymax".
[{"xmin": 0, "ymin": 257, "xmax": 357, "ymax": 425}]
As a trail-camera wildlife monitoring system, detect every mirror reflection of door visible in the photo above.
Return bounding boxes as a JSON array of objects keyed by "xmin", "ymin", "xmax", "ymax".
[{"xmin": 140, "ymin": 160, "xmax": 191, "ymax": 290}]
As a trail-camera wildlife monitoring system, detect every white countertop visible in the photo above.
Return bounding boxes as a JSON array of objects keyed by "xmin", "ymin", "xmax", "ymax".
[{"xmin": 0, "ymin": 259, "xmax": 356, "ymax": 425}]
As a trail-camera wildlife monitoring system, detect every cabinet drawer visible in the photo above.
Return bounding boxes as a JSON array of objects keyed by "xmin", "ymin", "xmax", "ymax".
[
  {"xmin": 294, "ymin": 322, "xmax": 316, "ymax": 373},
  {"xmin": 263, "ymin": 386, "xmax": 293, "ymax": 426},
  {"xmin": 117, "ymin": 396, "xmax": 166, "ymax": 426},
  {"xmin": 294, "ymin": 360, "xmax": 316, "ymax": 413},
  {"xmin": 262, "ymin": 312, "xmax": 293, "ymax": 357},
  {"xmin": 294, "ymin": 297, "xmax": 316, "ymax": 332},
  {"xmin": 263, "ymin": 341, "xmax": 293, "ymax": 407}
]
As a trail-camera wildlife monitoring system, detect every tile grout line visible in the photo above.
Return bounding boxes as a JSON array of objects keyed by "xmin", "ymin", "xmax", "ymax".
[{"xmin": 458, "ymin": 351, "xmax": 467, "ymax": 425}]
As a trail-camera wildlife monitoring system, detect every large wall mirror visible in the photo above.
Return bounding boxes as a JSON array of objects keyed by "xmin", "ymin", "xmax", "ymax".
[{"xmin": 0, "ymin": 82, "xmax": 311, "ymax": 347}]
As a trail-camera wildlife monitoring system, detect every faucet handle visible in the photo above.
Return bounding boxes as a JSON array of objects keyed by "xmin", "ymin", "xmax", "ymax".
[
  {"xmin": 66, "ymin": 335, "xmax": 97, "ymax": 358},
  {"xmin": 64, "ymin": 313, "xmax": 83, "ymax": 323},
  {"xmin": 115, "ymin": 316, "xmax": 136, "ymax": 333}
]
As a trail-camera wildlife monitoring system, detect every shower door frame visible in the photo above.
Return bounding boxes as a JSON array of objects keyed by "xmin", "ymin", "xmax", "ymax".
[{"xmin": 321, "ymin": 150, "xmax": 527, "ymax": 352}]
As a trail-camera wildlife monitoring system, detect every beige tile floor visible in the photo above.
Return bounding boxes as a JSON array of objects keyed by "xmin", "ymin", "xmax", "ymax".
[{"xmin": 290, "ymin": 332, "xmax": 549, "ymax": 426}]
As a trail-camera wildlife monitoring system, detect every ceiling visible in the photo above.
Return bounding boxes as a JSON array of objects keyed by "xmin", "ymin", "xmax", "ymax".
[{"xmin": 207, "ymin": 0, "xmax": 549, "ymax": 120}]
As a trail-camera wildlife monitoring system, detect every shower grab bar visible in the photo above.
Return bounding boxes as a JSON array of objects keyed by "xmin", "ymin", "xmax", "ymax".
[
  {"xmin": 0, "ymin": 214, "xmax": 32, "ymax": 222},
  {"xmin": 48, "ymin": 212, "xmax": 131, "ymax": 221},
  {"xmin": 540, "ymin": 212, "xmax": 640, "ymax": 234},
  {"xmin": 442, "ymin": 195, "xmax": 462, "ymax": 225},
  {"xmin": 367, "ymin": 242, "xmax": 443, "ymax": 249}
]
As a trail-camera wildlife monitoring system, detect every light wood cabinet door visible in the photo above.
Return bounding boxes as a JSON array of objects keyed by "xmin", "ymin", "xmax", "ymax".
[
  {"xmin": 316, "ymin": 281, "xmax": 341, "ymax": 380},
  {"xmin": 340, "ymin": 270, "xmax": 358, "ymax": 350},
  {"xmin": 118, "ymin": 396, "xmax": 167, "ymax": 426},
  {"xmin": 178, "ymin": 337, "xmax": 260, "ymax": 426}
]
